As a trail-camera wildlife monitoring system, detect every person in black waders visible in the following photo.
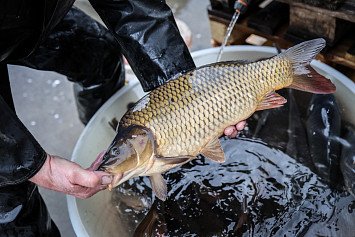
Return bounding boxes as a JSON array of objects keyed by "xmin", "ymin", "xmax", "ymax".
[{"xmin": 0, "ymin": 0, "xmax": 246, "ymax": 236}]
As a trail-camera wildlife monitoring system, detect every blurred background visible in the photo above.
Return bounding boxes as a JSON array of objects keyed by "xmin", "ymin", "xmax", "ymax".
[{"xmin": 7, "ymin": 0, "xmax": 354, "ymax": 236}]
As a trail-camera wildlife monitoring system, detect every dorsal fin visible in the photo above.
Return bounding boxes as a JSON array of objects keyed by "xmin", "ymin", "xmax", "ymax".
[{"xmin": 200, "ymin": 137, "xmax": 225, "ymax": 163}]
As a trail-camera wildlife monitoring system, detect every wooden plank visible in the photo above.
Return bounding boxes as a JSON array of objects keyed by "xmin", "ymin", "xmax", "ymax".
[
  {"xmin": 208, "ymin": 3, "xmax": 355, "ymax": 70},
  {"xmin": 276, "ymin": 0, "xmax": 355, "ymax": 23},
  {"xmin": 288, "ymin": 6, "xmax": 337, "ymax": 42},
  {"xmin": 325, "ymin": 37, "xmax": 355, "ymax": 69},
  {"xmin": 208, "ymin": 13, "xmax": 291, "ymax": 49}
]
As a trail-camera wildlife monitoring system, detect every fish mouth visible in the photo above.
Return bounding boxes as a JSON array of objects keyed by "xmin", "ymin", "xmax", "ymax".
[
  {"xmin": 97, "ymin": 161, "xmax": 109, "ymax": 172},
  {"xmin": 95, "ymin": 153, "xmax": 126, "ymax": 189},
  {"xmin": 96, "ymin": 152, "xmax": 117, "ymax": 171},
  {"xmin": 97, "ymin": 153, "xmax": 142, "ymax": 190}
]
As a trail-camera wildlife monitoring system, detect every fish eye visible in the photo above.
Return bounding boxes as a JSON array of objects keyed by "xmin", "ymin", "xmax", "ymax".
[{"xmin": 111, "ymin": 147, "xmax": 119, "ymax": 156}]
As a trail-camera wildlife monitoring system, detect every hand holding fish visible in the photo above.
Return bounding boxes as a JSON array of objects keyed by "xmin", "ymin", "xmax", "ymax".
[
  {"xmin": 224, "ymin": 121, "xmax": 247, "ymax": 138},
  {"xmin": 29, "ymin": 153, "xmax": 116, "ymax": 199}
]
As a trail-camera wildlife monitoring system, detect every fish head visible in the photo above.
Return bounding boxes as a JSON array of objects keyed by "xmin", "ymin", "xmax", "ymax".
[{"xmin": 97, "ymin": 125, "xmax": 156, "ymax": 189}]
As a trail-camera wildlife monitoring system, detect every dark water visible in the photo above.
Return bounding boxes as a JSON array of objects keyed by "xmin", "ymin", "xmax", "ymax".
[{"xmin": 111, "ymin": 89, "xmax": 355, "ymax": 237}]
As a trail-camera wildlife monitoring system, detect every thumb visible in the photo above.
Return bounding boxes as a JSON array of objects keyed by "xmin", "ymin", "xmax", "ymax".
[
  {"xmin": 88, "ymin": 150, "xmax": 106, "ymax": 171},
  {"xmin": 71, "ymin": 169, "xmax": 113, "ymax": 188}
]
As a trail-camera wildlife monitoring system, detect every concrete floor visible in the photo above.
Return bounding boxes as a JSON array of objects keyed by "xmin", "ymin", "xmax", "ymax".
[{"xmin": 8, "ymin": 0, "xmax": 211, "ymax": 236}]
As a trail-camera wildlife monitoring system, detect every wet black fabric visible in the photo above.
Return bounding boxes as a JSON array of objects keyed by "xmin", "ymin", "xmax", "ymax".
[
  {"xmin": 0, "ymin": 183, "xmax": 60, "ymax": 237},
  {"xmin": 0, "ymin": 0, "xmax": 42, "ymax": 62},
  {"xmin": 0, "ymin": 0, "xmax": 75, "ymax": 62},
  {"xmin": 89, "ymin": 0, "xmax": 196, "ymax": 91},
  {"xmin": 17, "ymin": 7, "xmax": 126, "ymax": 124},
  {"xmin": 0, "ymin": 96, "xmax": 47, "ymax": 187},
  {"xmin": 0, "ymin": 96, "xmax": 51, "ymax": 235},
  {"xmin": 0, "ymin": 64, "xmax": 15, "ymax": 111}
]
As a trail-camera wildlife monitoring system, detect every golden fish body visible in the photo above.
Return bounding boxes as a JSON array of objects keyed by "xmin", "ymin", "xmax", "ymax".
[
  {"xmin": 98, "ymin": 38, "xmax": 335, "ymax": 200},
  {"xmin": 121, "ymin": 58, "xmax": 292, "ymax": 159}
]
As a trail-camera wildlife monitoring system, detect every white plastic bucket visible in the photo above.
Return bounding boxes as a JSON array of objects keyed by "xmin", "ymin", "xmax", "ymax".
[{"xmin": 67, "ymin": 46, "xmax": 355, "ymax": 237}]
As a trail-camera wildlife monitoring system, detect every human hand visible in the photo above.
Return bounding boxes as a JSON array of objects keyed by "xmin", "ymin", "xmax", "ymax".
[
  {"xmin": 224, "ymin": 121, "xmax": 247, "ymax": 138},
  {"xmin": 29, "ymin": 153, "xmax": 118, "ymax": 199}
]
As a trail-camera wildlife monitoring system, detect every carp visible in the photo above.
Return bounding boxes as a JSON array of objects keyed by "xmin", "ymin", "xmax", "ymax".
[{"xmin": 97, "ymin": 38, "xmax": 336, "ymax": 200}]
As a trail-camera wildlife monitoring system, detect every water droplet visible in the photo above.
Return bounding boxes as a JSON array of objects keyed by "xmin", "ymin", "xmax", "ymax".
[
  {"xmin": 52, "ymin": 80, "xmax": 61, "ymax": 88},
  {"xmin": 27, "ymin": 78, "xmax": 33, "ymax": 83},
  {"xmin": 22, "ymin": 93, "xmax": 28, "ymax": 98},
  {"xmin": 30, "ymin": 121, "xmax": 36, "ymax": 126},
  {"xmin": 54, "ymin": 114, "xmax": 59, "ymax": 119},
  {"xmin": 196, "ymin": 33, "xmax": 202, "ymax": 39}
]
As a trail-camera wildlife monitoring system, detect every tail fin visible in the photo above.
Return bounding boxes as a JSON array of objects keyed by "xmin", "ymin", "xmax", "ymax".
[{"xmin": 278, "ymin": 38, "xmax": 336, "ymax": 94}]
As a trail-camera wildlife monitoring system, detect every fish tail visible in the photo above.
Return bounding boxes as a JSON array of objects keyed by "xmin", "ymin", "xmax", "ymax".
[{"xmin": 278, "ymin": 38, "xmax": 336, "ymax": 94}]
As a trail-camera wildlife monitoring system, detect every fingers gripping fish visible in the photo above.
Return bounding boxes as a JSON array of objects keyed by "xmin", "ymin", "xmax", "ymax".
[{"xmin": 97, "ymin": 39, "xmax": 336, "ymax": 201}]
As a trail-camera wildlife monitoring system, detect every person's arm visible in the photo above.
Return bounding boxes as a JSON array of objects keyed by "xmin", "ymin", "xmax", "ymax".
[
  {"xmin": 89, "ymin": 0, "xmax": 196, "ymax": 92},
  {"xmin": 0, "ymin": 96, "xmax": 114, "ymax": 198}
]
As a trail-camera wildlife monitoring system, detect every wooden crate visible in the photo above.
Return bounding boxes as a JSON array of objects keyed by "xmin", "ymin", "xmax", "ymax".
[
  {"xmin": 208, "ymin": 0, "xmax": 355, "ymax": 73},
  {"xmin": 281, "ymin": 0, "xmax": 354, "ymax": 46}
]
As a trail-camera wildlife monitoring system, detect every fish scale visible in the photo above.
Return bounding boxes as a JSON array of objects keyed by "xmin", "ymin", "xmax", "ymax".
[{"xmin": 120, "ymin": 57, "xmax": 290, "ymax": 157}]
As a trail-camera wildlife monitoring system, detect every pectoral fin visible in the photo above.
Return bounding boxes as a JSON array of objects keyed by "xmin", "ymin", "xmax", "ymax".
[
  {"xmin": 201, "ymin": 137, "xmax": 225, "ymax": 163},
  {"xmin": 256, "ymin": 92, "xmax": 287, "ymax": 111},
  {"xmin": 156, "ymin": 156, "xmax": 192, "ymax": 165},
  {"xmin": 149, "ymin": 174, "xmax": 167, "ymax": 201}
]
